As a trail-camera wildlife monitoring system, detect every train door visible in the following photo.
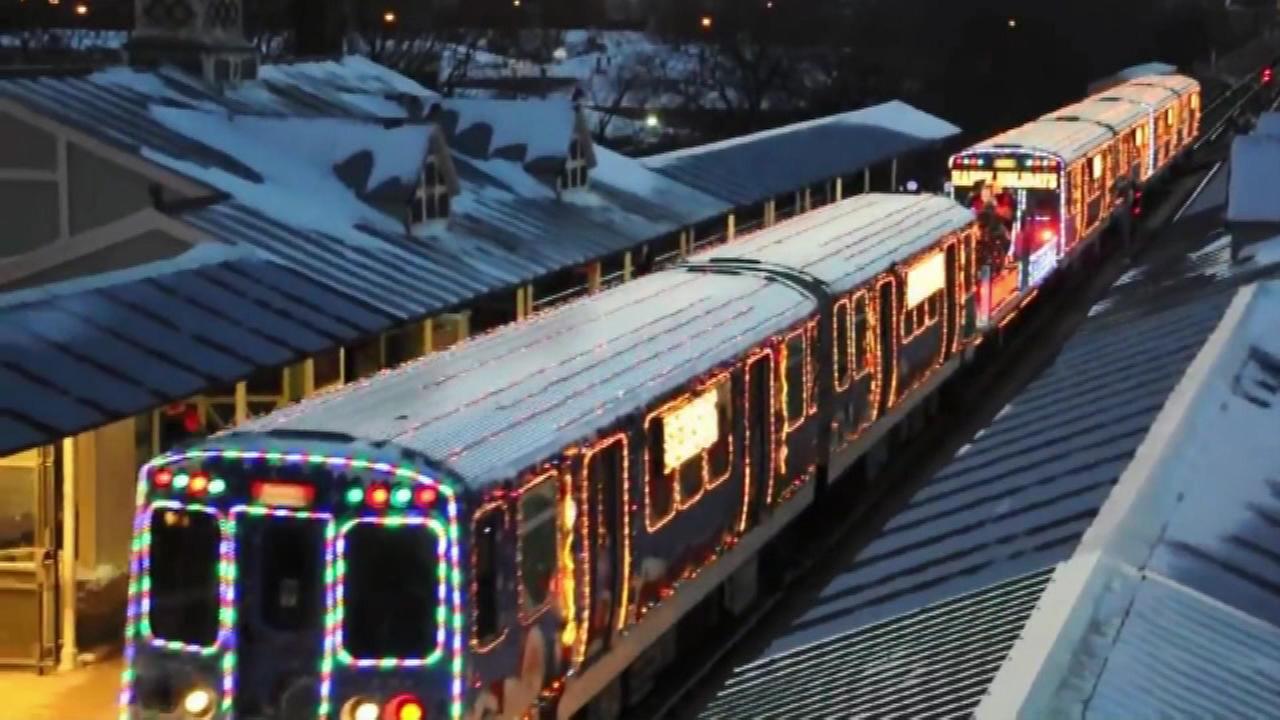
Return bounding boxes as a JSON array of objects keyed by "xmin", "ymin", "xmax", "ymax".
[
  {"xmin": 944, "ymin": 240, "xmax": 959, "ymax": 356},
  {"xmin": 876, "ymin": 277, "xmax": 897, "ymax": 415},
  {"xmin": 582, "ymin": 435, "xmax": 626, "ymax": 662},
  {"xmin": 743, "ymin": 352, "xmax": 774, "ymax": 528}
]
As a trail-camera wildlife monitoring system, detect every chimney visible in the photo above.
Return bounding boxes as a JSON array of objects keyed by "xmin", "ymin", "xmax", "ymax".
[{"xmin": 126, "ymin": 0, "xmax": 258, "ymax": 84}]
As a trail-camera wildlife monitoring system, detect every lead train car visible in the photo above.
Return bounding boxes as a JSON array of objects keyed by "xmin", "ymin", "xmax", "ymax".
[
  {"xmin": 118, "ymin": 194, "xmax": 979, "ymax": 720},
  {"xmin": 949, "ymin": 73, "xmax": 1200, "ymax": 326}
]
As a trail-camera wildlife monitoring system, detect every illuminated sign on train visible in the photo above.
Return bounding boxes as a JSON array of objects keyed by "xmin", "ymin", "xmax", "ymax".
[
  {"xmin": 951, "ymin": 169, "xmax": 1059, "ymax": 190},
  {"xmin": 1026, "ymin": 242, "xmax": 1058, "ymax": 288},
  {"xmin": 906, "ymin": 251, "xmax": 946, "ymax": 307},
  {"xmin": 662, "ymin": 389, "xmax": 719, "ymax": 473}
]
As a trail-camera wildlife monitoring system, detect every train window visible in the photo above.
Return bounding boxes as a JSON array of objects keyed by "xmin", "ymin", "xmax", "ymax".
[
  {"xmin": 783, "ymin": 331, "xmax": 807, "ymax": 428},
  {"xmin": 646, "ymin": 418, "xmax": 676, "ymax": 525},
  {"xmin": 146, "ymin": 507, "xmax": 221, "ymax": 647},
  {"xmin": 472, "ymin": 504, "xmax": 505, "ymax": 648},
  {"xmin": 677, "ymin": 454, "xmax": 703, "ymax": 504},
  {"xmin": 1090, "ymin": 154, "xmax": 1103, "ymax": 181},
  {"xmin": 853, "ymin": 295, "xmax": 870, "ymax": 375},
  {"xmin": 807, "ymin": 323, "xmax": 820, "ymax": 413},
  {"xmin": 706, "ymin": 378, "xmax": 733, "ymax": 487},
  {"xmin": 834, "ymin": 299, "xmax": 852, "ymax": 388},
  {"xmin": 343, "ymin": 521, "xmax": 438, "ymax": 659},
  {"xmin": 902, "ymin": 303, "xmax": 916, "ymax": 338},
  {"xmin": 518, "ymin": 475, "xmax": 558, "ymax": 618}
]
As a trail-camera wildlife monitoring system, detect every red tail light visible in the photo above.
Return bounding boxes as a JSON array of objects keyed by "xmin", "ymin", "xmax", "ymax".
[{"xmin": 387, "ymin": 694, "xmax": 425, "ymax": 720}]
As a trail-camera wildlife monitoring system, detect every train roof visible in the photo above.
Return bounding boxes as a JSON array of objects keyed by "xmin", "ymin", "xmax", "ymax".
[
  {"xmin": 238, "ymin": 268, "xmax": 815, "ymax": 489},
  {"xmin": 1046, "ymin": 97, "xmax": 1150, "ymax": 132},
  {"xmin": 698, "ymin": 193, "xmax": 973, "ymax": 296},
  {"xmin": 967, "ymin": 118, "xmax": 1114, "ymax": 163},
  {"xmin": 1126, "ymin": 73, "xmax": 1199, "ymax": 96}
]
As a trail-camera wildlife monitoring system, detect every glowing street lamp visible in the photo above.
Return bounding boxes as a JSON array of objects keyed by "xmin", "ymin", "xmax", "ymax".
[
  {"xmin": 700, "ymin": 15, "xmax": 713, "ymax": 30},
  {"xmin": 75, "ymin": 3, "xmax": 89, "ymax": 14},
  {"xmin": 645, "ymin": 113, "xmax": 660, "ymax": 129},
  {"xmin": 383, "ymin": 10, "xmax": 396, "ymax": 24}
]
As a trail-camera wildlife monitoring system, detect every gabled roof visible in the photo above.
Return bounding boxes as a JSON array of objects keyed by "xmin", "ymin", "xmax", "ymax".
[
  {"xmin": 0, "ymin": 55, "xmax": 728, "ymax": 323},
  {"xmin": 0, "ymin": 244, "xmax": 395, "ymax": 456},
  {"xmin": 976, "ymin": 278, "xmax": 1280, "ymax": 719},
  {"xmin": 699, "ymin": 193, "xmax": 973, "ymax": 295},
  {"xmin": 642, "ymin": 100, "xmax": 960, "ymax": 207}
]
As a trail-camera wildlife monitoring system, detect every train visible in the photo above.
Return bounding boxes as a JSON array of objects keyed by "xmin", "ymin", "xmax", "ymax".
[{"xmin": 118, "ymin": 73, "xmax": 1200, "ymax": 720}]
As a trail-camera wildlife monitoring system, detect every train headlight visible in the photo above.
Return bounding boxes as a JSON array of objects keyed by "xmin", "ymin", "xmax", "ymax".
[
  {"xmin": 182, "ymin": 687, "xmax": 214, "ymax": 718},
  {"xmin": 344, "ymin": 698, "xmax": 380, "ymax": 720}
]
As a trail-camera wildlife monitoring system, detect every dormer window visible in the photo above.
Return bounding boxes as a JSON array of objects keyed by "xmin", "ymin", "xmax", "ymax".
[
  {"xmin": 411, "ymin": 157, "xmax": 450, "ymax": 224},
  {"xmin": 558, "ymin": 138, "xmax": 589, "ymax": 191}
]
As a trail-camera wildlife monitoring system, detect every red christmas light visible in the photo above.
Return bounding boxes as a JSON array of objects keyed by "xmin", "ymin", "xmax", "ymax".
[
  {"xmin": 414, "ymin": 486, "xmax": 438, "ymax": 507},
  {"xmin": 368, "ymin": 485, "xmax": 390, "ymax": 509}
]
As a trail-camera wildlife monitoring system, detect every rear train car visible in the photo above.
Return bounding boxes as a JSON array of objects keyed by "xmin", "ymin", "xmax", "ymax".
[
  {"xmin": 117, "ymin": 193, "xmax": 984, "ymax": 720},
  {"xmin": 949, "ymin": 73, "xmax": 1200, "ymax": 326}
]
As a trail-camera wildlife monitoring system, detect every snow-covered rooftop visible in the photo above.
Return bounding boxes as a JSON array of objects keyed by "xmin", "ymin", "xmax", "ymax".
[
  {"xmin": 440, "ymin": 97, "xmax": 580, "ymax": 165},
  {"xmin": 1227, "ymin": 133, "xmax": 1280, "ymax": 223},
  {"xmin": 642, "ymin": 100, "xmax": 960, "ymax": 207},
  {"xmin": 976, "ymin": 278, "xmax": 1280, "ymax": 719}
]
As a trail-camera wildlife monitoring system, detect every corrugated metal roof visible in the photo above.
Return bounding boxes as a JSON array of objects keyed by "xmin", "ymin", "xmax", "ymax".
[
  {"xmin": 1050, "ymin": 97, "xmax": 1149, "ymax": 131},
  {"xmin": 1087, "ymin": 574, "xmax": 1280, "ymax": 720},
  {"xmin": 979, "ymin": 277, "xmax": 1280, "ymax": 720},
  {"xmin": 240, "ymin": 268, "xmax": 814, "ymax": 487},
  {"xmin": 642, "ymin": 100, "xmax": 960, "ymax": 207},
  {"xmin": 0, "ymin": 246, "xmax": 396, "ymax": 456},
  {"xmin": 701, "ymin": 568, "xmax": 1054, "ymax": 720},
  {"xmin": 699, "ymin": 193, "xmax": 973, "ymax": 295},
  {"xmin": 0, "ymin": 57, "xmax": 728, "ymax": 330},
  {"xmin": 699, "ymin": 196, "xmax": 1252, "ymax": 716}
]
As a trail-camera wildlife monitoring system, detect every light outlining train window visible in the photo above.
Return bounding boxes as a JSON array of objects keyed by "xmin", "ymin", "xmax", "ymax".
[
  {"xmin": 645, "ymin": 376, "xmax": 733, "ymax": 527},
  {"xmin": 782, "ymin": 330, "xmax": 807, "ymax": 429},
  {"xmin": 853, "ymin": 293, "xmax": 871, "ymax": 376},
  {"xmin": 340, "ymin": 520, "xmax": 440, "ymax": 661},
  {"xmin": 517, "ymin": 473, "xmax": 558, "ymax": 621},
  {"xmin": 833, "ymin": 298, "xmax": 852, "ymax": 390},
  {"xmin": 144, "ymin": 506, "xmax": 222, "ymax": 648},
  {"xmin": 471, "ymin": 503, "xmax": 506, "ymax": 650}
]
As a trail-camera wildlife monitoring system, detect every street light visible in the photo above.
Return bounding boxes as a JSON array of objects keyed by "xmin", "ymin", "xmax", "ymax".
[
  {"xmin": 383, "ymin": 10, "xmax": 396, "ymax": 24},
  {"xmin": 75, "ymin": 2, "xmax": 88, "ymax": 14},
  {"xmin": 1007, "ymin": 18, "xmax": 1017, "ymax": 28},
  {"xmin": 700, "ymin": 15, "xmax": 713, "ymax": 29},
  {"xmin": 645, "ymin": 113, "xmax": 660, "ymax": 129}
]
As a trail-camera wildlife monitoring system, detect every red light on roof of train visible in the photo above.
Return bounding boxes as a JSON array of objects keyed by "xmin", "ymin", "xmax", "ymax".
[
  {"xmin": 368, "ymin": 484, "xmax": 390, "ymax": 509},
  {"xmin": 154, "ymin": 468, "xmax": 173, "ymax": 487},
  {"xmin": 414, "ymin": 486, "xmax": 438, "ymax": 508},
  {"xmin": 189, "ymin": 473, "xmax": 209, "ymax": 495}
]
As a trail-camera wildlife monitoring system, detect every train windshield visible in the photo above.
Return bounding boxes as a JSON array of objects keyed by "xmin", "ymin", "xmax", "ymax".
[
  {"xmin": 343, "ymin": 522, "xmax": 439, "ymax": 659},
  {"xmin": 147, "ymin": 507, "xmax": 221, "ymax": 646}
]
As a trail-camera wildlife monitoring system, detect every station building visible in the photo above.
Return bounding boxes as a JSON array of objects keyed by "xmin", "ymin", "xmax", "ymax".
[{"xmin": 0, "ymin": 0, "xmax": 958, "ymax": 672}]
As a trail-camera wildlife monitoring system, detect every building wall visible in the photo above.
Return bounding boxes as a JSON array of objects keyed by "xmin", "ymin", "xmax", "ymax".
[{"xmin": 73, "ymin": 420, "xmax": 137, "ymax": 576}]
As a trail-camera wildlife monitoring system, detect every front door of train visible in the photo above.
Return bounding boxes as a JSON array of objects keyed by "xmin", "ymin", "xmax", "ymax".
[
  {"xmin": 233, "ymin": 509, "xmax": 329, "ymax": 718},
  {"xmin": 582, "ymin": 436, "xmax": 627, "ymax": 662}
]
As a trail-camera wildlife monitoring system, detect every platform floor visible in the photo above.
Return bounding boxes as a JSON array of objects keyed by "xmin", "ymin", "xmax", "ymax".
[{"xmin": 0, "ymin": 658, "xmax": 120, "ymax": 720}]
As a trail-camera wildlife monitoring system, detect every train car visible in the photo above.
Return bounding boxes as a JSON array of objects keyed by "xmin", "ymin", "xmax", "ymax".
[
  {"xmin": 116, "ymin": 194, "xmax": 981, "ymax": 720},
  {"xmin": 948, "ymin": 73, "xmax": 1200, "ymax": 327}
]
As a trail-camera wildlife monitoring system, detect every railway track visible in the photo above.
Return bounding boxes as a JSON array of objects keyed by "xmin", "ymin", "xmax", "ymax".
[{"xmin": 624, "ymin": 67, "xmax": 1270, "ymax": 720}]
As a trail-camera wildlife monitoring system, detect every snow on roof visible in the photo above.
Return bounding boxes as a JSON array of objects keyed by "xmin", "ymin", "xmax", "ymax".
[
  {"xmin": 144, "ymin": 106, "xmax": 430, "ymax": 241},
  {"xmin": 440, "ymin": 97, "xmax": 577, "ymax": 164},
  {"xmin": 1128, "ymin": 72, "xmax": 1199, "ymax": 95},
  {"xmin": 700, "ymin": 193, "xmax": 973, "ymax": 294},
  {"xmin": 1049, "ymin": 97, "xmax": 1148, "ymax": 130},
  {"xmin": 239, "ymin": 268, "xmax": 814, "ymax": 486},
  {"xmin": 648, "ymin": 100, "xmax": 958, "ymax": 163},
  {"xmin": 1255, "ymin": 111, "xmax": 1280, "ymax": 138},
  {"xmin": 975, "ymin": 279, "xmax": 1280, "ymax": 719},
  {"xmin": 973, "ymin": 117, "xmax": 1114, "ymax": 161},
  {"xmin": 1227, "ymin": 134, "xmax": 1280, "ymax": 223}
]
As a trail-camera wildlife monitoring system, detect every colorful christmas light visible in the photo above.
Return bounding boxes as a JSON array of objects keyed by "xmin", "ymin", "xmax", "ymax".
[{"xmin": 119, "ymin": 449, "xmax": 465, "ymax": 720}]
